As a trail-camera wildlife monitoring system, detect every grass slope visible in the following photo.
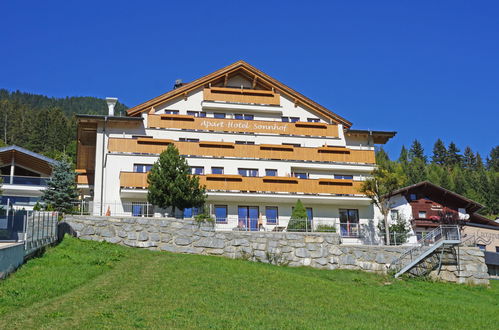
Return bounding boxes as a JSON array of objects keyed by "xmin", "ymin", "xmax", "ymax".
[{"xmin": 0, "ymin": 236, "xmax": 498, "ymax": 329}]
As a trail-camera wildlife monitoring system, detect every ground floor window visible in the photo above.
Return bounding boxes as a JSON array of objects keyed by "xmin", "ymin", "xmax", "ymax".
[
  {"xmin": 265, "ymin": 206, "xmax": 278, "ymax": 225},
  {"xmin": 477, "ymin": 244, "xmax": 486, "ymax": 251},
  {"xmin": 238, "ymin": 206, "xmax": 259, "ymax": 230},
  {"xmin": 183, "ymin": 207, "xmax": 200, "ymax": 218},
  {"xmin": 339, "ymin": 209, "xmax": 359, "ymax": 237},
  {"xmin": 215, "ymin": 205, "xmax": 227, "ymax": 223}
]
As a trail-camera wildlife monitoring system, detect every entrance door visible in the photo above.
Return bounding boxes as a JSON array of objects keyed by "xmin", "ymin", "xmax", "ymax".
[{"xmin": 238, "ymin": 206, "xmax": 259, "ymax": 231}]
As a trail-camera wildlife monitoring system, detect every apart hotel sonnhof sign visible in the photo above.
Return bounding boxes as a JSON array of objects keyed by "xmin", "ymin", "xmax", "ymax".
[{"xmin": 74, "ymin": 61, "xmax": 396, "ymax": 243}]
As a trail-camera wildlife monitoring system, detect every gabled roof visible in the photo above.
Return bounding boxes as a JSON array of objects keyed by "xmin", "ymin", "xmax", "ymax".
[
  {"xmin": 0, "ymin": 145, "xmax": 58, "ymax": 165},
  {"xmin": 126, "ymin": 60, "xmax": 353, "ymax": 127},
  {"xmin": 388, "ymin": 181, "xmax": 484, "ymax": 213}
]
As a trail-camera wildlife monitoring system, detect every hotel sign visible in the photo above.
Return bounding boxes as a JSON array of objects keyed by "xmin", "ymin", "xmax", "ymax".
[{"xmin": 200, "ymin": 119, "xmax": 288, "ymax": 132}]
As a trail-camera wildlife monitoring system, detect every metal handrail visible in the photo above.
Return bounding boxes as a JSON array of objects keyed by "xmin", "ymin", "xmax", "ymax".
[{"xmin": 389, "ymin": 225, "xmax": 460, "ymax": 273}]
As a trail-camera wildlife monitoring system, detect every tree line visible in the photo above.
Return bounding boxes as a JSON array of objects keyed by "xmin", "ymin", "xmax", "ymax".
[
  {"xmin": 0, "ymin": 89, "xmax": 127, "ymax": 162},
  {"xmin": 376, "ymin": 139, "xmax": 499, "ymax": 217}
]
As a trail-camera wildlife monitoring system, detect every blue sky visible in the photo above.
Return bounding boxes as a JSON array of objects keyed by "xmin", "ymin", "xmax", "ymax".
[{"xmin": 1, "ymin": 1, "xmax": 498, "ymax": 159}]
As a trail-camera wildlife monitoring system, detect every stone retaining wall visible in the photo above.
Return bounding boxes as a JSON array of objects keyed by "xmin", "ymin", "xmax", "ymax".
[{"xmin": 62, "ymin": 215, "xmax": 490, "ymax": 285}]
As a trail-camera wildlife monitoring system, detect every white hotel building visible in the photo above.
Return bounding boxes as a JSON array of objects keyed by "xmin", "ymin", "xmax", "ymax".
[{"xmin": 76, "ymin": 61, "xmax": 395, "ymax": 242}]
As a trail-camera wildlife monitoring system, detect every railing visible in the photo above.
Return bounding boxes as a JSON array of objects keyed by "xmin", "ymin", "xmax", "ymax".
[
  {"xmin": 120, "ymin": 172, "xmax": 364, "ymax": 196},
  {"xmin": 108, "ymin": 137, "xmax": 375, "ymax": 164},
  {"xmin": 339, "ymin": 223, "xmax": 360, "ymax": 237},
  {"xmin": 389, "ymin": 225, "xmax": 461, "ymax": 275},
  {"xmin": 203, "ymin": 87, "xmax": 281, "ymax": 106},
  {"xmin": 1, "ymin": 175, "xmax": 50, "ymax": 186},
  {"xmin": 147, "ymin": 114, "xmax": 340, "ymax": 138},
  {"xmin": 24, "ymin": 211, "xmax": 59, "ymax": 254}
]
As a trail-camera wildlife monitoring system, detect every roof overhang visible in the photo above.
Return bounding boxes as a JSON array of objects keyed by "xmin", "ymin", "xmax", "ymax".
[
  {"xmin": 125, "ymin": 60, "xmax": 353, "ymax": 128},
  {"xmin": 345, "ymin": 129, "xmax": 397, "ymax": 144},
  {"xmin": 76, "ymin": 114, "xmax": 144, "ymax": 123}
]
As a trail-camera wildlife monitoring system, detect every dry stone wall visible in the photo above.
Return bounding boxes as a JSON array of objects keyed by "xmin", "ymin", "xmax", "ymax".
[{"xmin": 62, "ymin": 215, "xmax": 490, "ymax": 285}]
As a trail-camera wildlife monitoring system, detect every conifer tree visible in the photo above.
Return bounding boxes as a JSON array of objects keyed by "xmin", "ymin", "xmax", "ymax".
[
  {"xmin": 487, "ymin": 146, "xmax": 499, "ymax": 172},
  {"xmin": 446, "ymin": 142, "xmax": 462, "ymax": 167},
  {"xmin": 408, "ymin": 139, "xmax": 426, "ymax": 163},
  {"xmin": 431, "ymin": 139, "xmax": 447, "ymax": 165},
  {"xmin": 287, "ymin": 199, "xmax": 309, "ymax": 232},
  {"xmin": 147, "ymin": 144, "xmax": 206, "ymax": 215},
  {"xmin": 463, "ymin": 146, "xmax": 476, "ymax": 170},
  {"xmin": 406, "ymin": 158, "xmax": 427, "ymax": 185},
  {"xmin": 398, "ymin": 145, "xmax": 408, "ymax": 164},
  {"xmin": 41, "ymin": 157, "xmax": 78, "ymax": 214}
]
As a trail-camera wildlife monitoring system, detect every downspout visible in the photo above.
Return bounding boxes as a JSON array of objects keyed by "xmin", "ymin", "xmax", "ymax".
[{"xmin": 99, "ymin": 116, "xmax": 108, "ymax": 216}]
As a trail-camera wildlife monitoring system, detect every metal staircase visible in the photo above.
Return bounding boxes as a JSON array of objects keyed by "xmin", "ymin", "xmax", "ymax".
[{"xmin": 389, "ymin": 225, "xmax": 461, "ymax": 278}]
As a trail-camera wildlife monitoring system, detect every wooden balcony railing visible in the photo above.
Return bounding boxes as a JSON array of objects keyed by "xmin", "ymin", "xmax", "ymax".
[
  {"xmin": 203, "ymin": 87, "xmax": 280, "ymax": 106},
  {"xmin": 76, "ymin": 172, "xmax": 94, "ymax": 185},
  {"xmin": 119, "ymin": 172, "xmax": 365, "ymax": 196},
  {"xmin": 147, "ymin": 114, "xmax": 339, "ymax": 137},
  {"xmin": 108, "ymin": 138, "xmax": 375, "ymax": 164}
]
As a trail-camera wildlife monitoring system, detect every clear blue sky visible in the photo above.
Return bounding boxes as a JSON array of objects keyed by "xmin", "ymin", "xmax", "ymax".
[{"xmin": 1, "ymin": 1, "xmax": 498, "ymax": 159}]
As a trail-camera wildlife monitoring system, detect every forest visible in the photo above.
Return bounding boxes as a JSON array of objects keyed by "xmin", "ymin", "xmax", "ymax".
[
  {"xmin": 0, "ymin": 89, "xmax": 127, "ymax": 162},
  {"xmin": 0, "ymin": 89, "xmax": 497, "ymax": 218},
  {"xmin": 377, "ymin": 140, "xmax": 498, "ymax": 218}
]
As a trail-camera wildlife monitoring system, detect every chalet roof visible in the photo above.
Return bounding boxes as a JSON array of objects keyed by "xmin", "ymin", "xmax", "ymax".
[
  {"xmin": 345, "ymin": 129, "xmax": 397, "ymax": 144},
  {"xmin": 126, "ymin": 60, "xmax": 353, "ymax": 127},
  {"xmin": 467, "ymin": 213, "xmax": 499, "ymax": 228},
  {"xmin": 0, "ymin": 145, "xmax": 58, "ymax": 176},
  {"xmin": 388, "ymin": 181, "xmax": 484, "ymax": 213}
]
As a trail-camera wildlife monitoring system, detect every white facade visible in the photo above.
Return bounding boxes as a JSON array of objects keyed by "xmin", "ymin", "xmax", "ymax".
[{"xmin": 77, "ymin": 64, "xmax": 395, "ymax": 244}]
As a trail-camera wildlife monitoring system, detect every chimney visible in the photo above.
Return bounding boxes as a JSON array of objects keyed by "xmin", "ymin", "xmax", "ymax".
[
  {"xmin": 173, "ymin": 79, "xmax": 183, "ymax": 89},
  {"xmin": 106, "ymin": 97, "xmax": 118, "ymax": 116}
]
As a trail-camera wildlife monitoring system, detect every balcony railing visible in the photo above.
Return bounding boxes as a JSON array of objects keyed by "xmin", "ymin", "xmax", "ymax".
[
  {"xmin": 203, "ymin": 87, "xmax": 280, "ymax": 106},
  {"xmin": 108, "ymin": 138, "xmax": 375, "ymax": 164},
  {"xmin": 119, "ymin": 172, "xmax": 364, "ymax": 196},
  {"xmin": 147, "ymin": 114, "xmax": 339, "ymax": 137},
  {"xmin": 1, "ymin": 175, "xmax": 49, "ymax": 186}
]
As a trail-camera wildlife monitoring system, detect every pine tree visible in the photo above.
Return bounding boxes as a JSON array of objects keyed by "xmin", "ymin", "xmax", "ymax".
[
  {"xmin": 408, "ymin": 140, "xmax": 427, "ymax": 163},
  {"xmin": 406, "ymin": 158, "xmax": 427, "ymax": 185},
  {"xmin": 41, "ymin": 157, "xmax": 78, "ymax": 214},
  {"xmin": 486, "ymin": 146, "xmax": 499, "ymax": 172},
  {"xmin": 147, "ymin": 144, "xmax": 206, "ymax": 215},
  {"xmin": 375, "ymin": 147, "xmax": 391, "ymax": 170},
  {"xmin": 475, "ymin": 152, "xmax": 484, "ymax": 170},
  {"xmin": 398, "ymin": 145, "xmax": 408, "ymax": 164},
  {"xmin": 432, "ymin": 139, "xmax": 447, "ymax": 165},
  {"xmin": 446, "ymin": 142, "xmax": 462, "ymax": 167},
  {"xmin": 287, "ymin": 199, "xmax": 309, "ymax": 232},
  {"xmin": 463, "ymin": 146, "xmax": 476, "ymax": 170}
]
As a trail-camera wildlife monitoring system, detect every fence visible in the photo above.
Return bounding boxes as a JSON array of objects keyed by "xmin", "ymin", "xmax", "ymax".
[{"xmin": 0, "ymin": 209, "xmax": 58, "ymax": 255}]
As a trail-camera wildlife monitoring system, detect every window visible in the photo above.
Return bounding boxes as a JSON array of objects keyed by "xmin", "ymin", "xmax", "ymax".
[
  {"xmin": 265, "ymin": 169, "xmax": 277, "ymax": 176},
  {"xmin": 211, "ymin": 167, "xmax": 224, "ymax": 174},
  {"xmin": 266, "ymin": 206, "xmax": 278, "ymax": 225},
  {"xmin": 496, "ymin": 246, "xmax": 499, "ymax": 253},
  {"xmin": 409, "ymin": 194, "xmax": 417, "ymax": 201},
  {"xmin": 281, "ymin": 117, "xmax": 299, "ymax": 122},
  {"xmin": 477, "ymin": 244, "xmax": 486, "ymax": 251},
  {"xmin": 134, "ymin": 164, "xmax": 153, "ymax": 173},
  {"xmin": 238, "ymin": 168, "xmax": 258, "ymax": 177},
  {"xmin": 214, "ymin": 113, "xmax": 226, "ymax": 119},
  {"xmin": 179, "ymin": 138, "xmax": 200, "ymax": 142},
  {"xmin": 164, "ymin": 110, "xmax": 179, "ymax": 114},
  {"xmin": 235, "ymin": 141, "xmax": 255, "ymax": 145},
  {"xmin": 183, "ymin": 207, "xmax": 200, "ymax": 218},
  {"xmin": 235, "ymin": 114, "xmax": 254, "ymax": 120},
  {"xmin": 390, "ymin": 209, "xmax": 399, "ymax": 220},
  {"xmin": 334, "ymin": 174, "xmax": 353, "ymax": 180},
  {"xmin": 187, "ymin": 111, "xmax": 206, "ymax": 117},
  {"xmin": 215, "ymin": 205, "xmax": 228, "ymax": 223},
  {"xmin": 418, "ymin": 211, "xmax": 427, "ymax": 219},
  {"xmin": 293, "ymin": 172, "xmax": 308, "ymax": 179},
  {"xmin": 190, "ymin": 167, "xmax": 204, "ymax": 175},
  {"xmin": 339, "ymin": 209, "xmax": 359, "ymax": 237},
  {"xmin": 306, "ymin": 208, "xmax": 313, "ymax": 221},
  {"xmin": 307, "ymin": 118, "xmax": 320, "ymax": 122},
  {"xmin": 282, "ymin": 143, "xmax": 301, "ymax": 147}
]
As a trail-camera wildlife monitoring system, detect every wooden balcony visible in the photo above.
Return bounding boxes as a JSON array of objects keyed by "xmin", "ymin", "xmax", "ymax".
[
  {"xmin": 147, "ymin": 114, "xmax": 339, "ymax": 138},
  {"xmin": 119, "ymin": 172, "xmax": 364, "ymax": 196},
  {"xmin": 76, "ymin": 171, "xmax": 94, "ymax": 185},
  {"xmin": 108, "ymin": 138, "xmax": 375, "ymax": 164},
  {"xmin": 203, "ymin": 87, "xmax": 280, "ymax": 106}
]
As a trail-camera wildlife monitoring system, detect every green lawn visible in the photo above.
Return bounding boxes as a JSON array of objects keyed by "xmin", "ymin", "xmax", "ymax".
[{"xmin": 0, "ymin": 236, "xmax": 498, "ymax": 329}]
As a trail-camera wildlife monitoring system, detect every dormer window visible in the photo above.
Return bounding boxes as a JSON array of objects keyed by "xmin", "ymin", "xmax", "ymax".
[{"xmin": 419, "ymin": 211, "xmax": 427, "ymax": 219}]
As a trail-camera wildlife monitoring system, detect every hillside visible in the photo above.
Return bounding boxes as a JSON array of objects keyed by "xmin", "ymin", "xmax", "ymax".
[
  {"xmin": 0, "ymin": 236, "xmax": 497, "ymax": 329},
  {"xmin": 0, "ymin": 89, "xmax": 128, "ymax": 162}
]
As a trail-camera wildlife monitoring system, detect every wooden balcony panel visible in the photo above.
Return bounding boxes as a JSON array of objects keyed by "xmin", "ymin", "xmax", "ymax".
[
  {"xmin": 318, "ymin": 146, "xmax": 350, "ymax": 154},
  {"xmin": 147, "ymin": 114, "xmax": 339, "ymax": 138},
  {"xmin": 76, "ymin": 173, "xmax": 94, "ymax": 185},
  {"xmin": 108, "ymin": 138, "xmax": 375, "ymax": 164},
  {"xmin": 119, "ymin": 172, "xmax": 364, "ymax": 195},
  {"xmin": 137, "ymin": 138, "xmax": 174, "ymax": 145},
  {"xmin": 204, "ymin": 87, "xmax": 280, "ymax": 106}
]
